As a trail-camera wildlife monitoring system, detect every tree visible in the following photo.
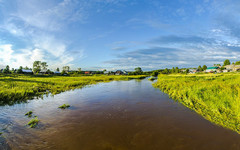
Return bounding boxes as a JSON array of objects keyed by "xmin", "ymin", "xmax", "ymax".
[
  {"xmin": 3, "ymin": 65, "xmax": 10, "ymax": 74},
  {"xmin": 175, "ymin": 67, "xmax": 179, "ymax": 73},
  {"xmin": 223, "ymin": 59, "xmax": 231, "ymax": 66},
  {"xmin": 56, "ymin": 68, "xmax": 60, "ymax": 72},
  {"xmin": 33, "ymin": 61, "xmax": 41, "ymax": 73},
  {"xmin": 202, "ymin": 65, "xmax": 207, "ymax": 70},
  {"xmin": 41, "ymin": 62, "xmax": 48, "ymax": 70},
  {"xmin": 162, "ymin": 68, "xmax": 169, "ymax": 74},
  {"xmin": 198, "ymin": 65, "xmax": 203, "ymax": 71},
  {"xmin": 17, "ymin": 66, "xmax": 23, "ymax": 74},
  {"xmin": 171, "ymin": 67, "xmax": 175, "ymax": 74},
  {"xmin": 11, "ymin": 68, "xmax": 15, "ymax": 73},
  {"xmin": 63, "ymin": 66, "xmax": 70, "ymax": 72},
  {"xmin": 186, "ymin": 68, "xmax": 189, "ymax": 74},
  {"xmin": 134, "ymin": 67, "xmax": 143, "ymax": 74},
  {"xmin": 24, "ymin": 66, "xmax": 29, "ymax": 70},
  {"xmin": 78, "ymin": 68, "xmax": 81, "ymax": 72},
  {"xmin": 152, "ymin": 71, "xmax": 158, "ymax": 77},
  {"xmin": 46, "ymin": 69, "xmax": 52, "ymax": 74},
  {"xmin": 235, "ymin": 61, "xmax": 240, "ymax": 65}
]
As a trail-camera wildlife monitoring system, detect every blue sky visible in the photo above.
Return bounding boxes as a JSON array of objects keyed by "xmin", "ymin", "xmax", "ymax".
[{"xmin": 0, "ymin": 0, "xmax": 240, "ymax": 71}]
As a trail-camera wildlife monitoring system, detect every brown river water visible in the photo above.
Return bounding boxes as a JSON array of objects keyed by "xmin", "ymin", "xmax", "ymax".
[{"xmin": 1, "ymin": 79, "xmax": 240, "ymax": 150}]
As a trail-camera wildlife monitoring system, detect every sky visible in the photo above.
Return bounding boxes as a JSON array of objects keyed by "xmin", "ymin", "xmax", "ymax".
[{"xmin": 0, "ymin": 0, "xmax": 240, "ymax": 71}]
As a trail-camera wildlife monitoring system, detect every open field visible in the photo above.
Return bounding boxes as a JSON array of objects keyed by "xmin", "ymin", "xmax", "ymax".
[
  {"xmin": 0, "ymin": 74, "xmax": 146, "ymax": 106},
  {"xmin": 153, "ymin": 73, "xmax": 240, "ymax": 133}
]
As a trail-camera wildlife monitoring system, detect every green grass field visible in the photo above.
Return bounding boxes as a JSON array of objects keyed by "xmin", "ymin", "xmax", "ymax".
[
  {"xmin": 0, "ymin": 74, "xmax": 146, "ymax": 106},
  {"xmin": 153, "ymin": 73, "xmax": 240, "ymax": 133}
]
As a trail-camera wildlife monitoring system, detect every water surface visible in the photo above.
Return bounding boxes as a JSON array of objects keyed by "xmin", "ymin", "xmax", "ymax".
[{"xmin": 1, "ymin": 79, "xmax": 240, "ymax": 150}]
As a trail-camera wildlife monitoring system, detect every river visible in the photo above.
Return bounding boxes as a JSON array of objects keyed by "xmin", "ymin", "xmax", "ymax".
[{"xmin": 1, "ymin": 79, "xmax": 240, "ymax": 150}]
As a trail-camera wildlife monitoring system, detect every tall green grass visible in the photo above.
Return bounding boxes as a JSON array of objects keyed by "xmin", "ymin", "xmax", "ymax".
[
  {"xmin": 0, "ymin": 74, "xmax": 146, "ymax": 106},
  {"xmin": 153, "ymin": 73, "xmax": 240, "ymax": 133}
]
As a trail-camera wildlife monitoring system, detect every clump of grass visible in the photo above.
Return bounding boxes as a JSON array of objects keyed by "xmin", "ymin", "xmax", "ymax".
[
  {"xmin": 0, "ymin": 132, "xmax": 2, "ymax": 135},
  {"xmin": 58, "ymin": 104, "xmax": 70, "ymax": 109},
  {"xmin": 27, "ymin": 117, "xmax": 39, "ymax": 128},
  {"xmin": 25, "ymin": 111, "xmax": 33, "ymax": 117}
]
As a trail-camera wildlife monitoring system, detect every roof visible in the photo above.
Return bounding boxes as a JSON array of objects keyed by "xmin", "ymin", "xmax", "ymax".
[
  {"xmin": 22, "ymin": 69, "xmax": 33, "ymax": 73},
  {"xmin": 207, "ymin": 67, "xmax": 218, "ymax": 69}
]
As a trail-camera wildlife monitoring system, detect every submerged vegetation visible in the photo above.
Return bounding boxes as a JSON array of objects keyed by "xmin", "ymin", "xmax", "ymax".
[
  {"xmin": 25, "ymin": 111, "xmax": 33, "ymax": 117},
  {"xmin": 59, "ymin": 104, "xmax": 70, "ymax": 109},
  {"xmin": 0, "ymin": 74, "xmax": 146, "ymax": 106},
  {"xmin": 153, "ymin": 73, "xmax": 240, "ymax": 133},
  {"xmin": 149, "ymin": 77, "xmax": 157, "ymax": 81},
  {"xmin": 27, "ymin": 117, "xmax": 39, "ymax": 128}
]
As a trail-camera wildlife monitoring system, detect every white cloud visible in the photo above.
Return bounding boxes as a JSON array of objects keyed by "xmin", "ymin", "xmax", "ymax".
[{"xmin": 0, "ymin": 44, "xmax": 45, "ymax": 68}]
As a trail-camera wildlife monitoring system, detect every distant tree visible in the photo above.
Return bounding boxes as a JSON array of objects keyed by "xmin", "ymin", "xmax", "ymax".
[
  {"xmin": 56, "ymin": 68, "xmax": 60, "ymax": 72},
  {"xmin": 134, "ymin": 67, "xmax": 143, "ymax": 74},
  {"xmin": 186, "ymin": 68, "xmax": 189, "ymax": 74},
  {"xmin": 78, "ymin": 68, "xmax": 81, "ymax": 72},
  {"xmin": 41, "ymin": 62, "xmax": 48, "ymax": 70},
  {"xmin": 3, "ymin": 65, "xmax": 10, "ymax": 74},
  {"xmin": 17, "ymin": 67, "xmax": 23, "ymax": 74},
  {"xmin": 162, "ymin": 68, "xmax": 169, "ymax": 74},
  {"xmin": 103, "ymin": 69, "xmax": 107, "ymax": 72},
  {"xmin": 152, "ymin": 71, "xmax": 158, "ymax": 77},
  {"xmin": 11, "ymin": 68, "xmax": 15, "ymax": 73},
  {"xmin": 198, "ymin": 65, "xmax": 203, "ymax": 71},
  {"xmin": 2, "ymin": 69, "xmax": 8, "ymax": 74},
  {"xmin": 223, "ymin": 59, "xmax": 231, "ymax": 66},
  {"xmin": 61, "ymin": 70, "xmax": 66, "ymax": 75},
  {"xmin": 135, "ymin": 67, "xmax": 142, "ymax": 72},
  {"xmin": 171, "ymin": 67, "xmax": 175, "ymax": 74},
  {"xmin": 33, "ymin": 61, "xmax": 41, "ymax": 73},
  {"xmin": 202, "ymin": 65, "xmax": 207, "ymax": 70},
  {"xmin": 63, "ymin": 66, "xmax": 70, "ymax": 72},
  {"xmin": 235, "ymin": 61, "xmax": 240, "ymax": 65},
  {"xmin": 175, "ymin": 67, "xmax": 179, "ymax": 73},
  {"xmin": 46, "ymin": 69, "xmax": 52, "ymax": 74},
  {"xmin": 24, "ymin": 66, "xmax": 29, "ymax": 70}
]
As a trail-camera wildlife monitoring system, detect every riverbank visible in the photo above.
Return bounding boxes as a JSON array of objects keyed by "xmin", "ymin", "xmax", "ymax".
[
  {"xmin": 0, "ymin": 74, "xmax": 147, "ymax": 106},
  {"xmin": 153, "ymin": 73, "xmax": 240, "ymax": 133}
]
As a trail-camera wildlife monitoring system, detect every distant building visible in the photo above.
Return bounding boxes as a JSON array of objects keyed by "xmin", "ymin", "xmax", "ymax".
[
  {"xmin": 39, "ymin": 69, "xmax": 48, "ymax": 75},
  {"xmin": 206, "ymin": 67, "xmax": 219, "ymax": 73},
  {"xmin": 104, "ymin": 71, "xmax": 110, "ymax": 75},
  {"xmin": 223, "ymin": 69, "xmax": 229, "ymax": 73},
  {"xmin": 122, "ymin": 70, "xmax": 128, "ymax": 75},
  {"xmin": 22, "ymin": 69, "xmax": 33, "ymax": 74},
  {"xmin": 189, "ymin": 69, "xmax": 197, "ymax": 74},
  {"xmin": 225, "ymin": 65, "xmax": 240, "ymax": 72},
  {"xmin": 85, "ymin": 71, "xmax": 91, "ymax": 75},
  {"xmin": 54, "ymin": 71, "xmax": 61, "ymax": 74},
  {"xmin": 115, "ymin": 70, "xmax": 124, "ymax": 75}
]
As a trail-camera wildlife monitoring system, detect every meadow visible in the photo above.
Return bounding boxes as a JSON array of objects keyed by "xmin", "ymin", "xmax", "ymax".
[
  {"xmin": 153, "ymin": 73, "xmax": 240, "ymax": 133},
  {"xmin": 0, "ymin": 74, "xmax": 146, "ymax": 106}
]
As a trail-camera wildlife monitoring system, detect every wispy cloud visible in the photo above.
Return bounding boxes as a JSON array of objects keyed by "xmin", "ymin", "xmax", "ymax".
[{"xmin": 0, "ymin": 0, "xmax": 88, "ymax": 69}]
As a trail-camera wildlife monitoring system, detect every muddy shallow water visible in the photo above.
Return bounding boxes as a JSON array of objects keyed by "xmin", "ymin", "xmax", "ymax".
[{"xmin": 1, "ymin": 79, "xmax": 240, "ymax": 150}]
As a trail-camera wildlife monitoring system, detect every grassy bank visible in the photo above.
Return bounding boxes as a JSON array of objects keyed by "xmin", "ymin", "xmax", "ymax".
[
  {"xmin": 153, "ymin": 73, "xmax": 240, "ymax": 133},
  {"xmin": 0, "ymin": 74, "xmax": 146, "ymax": 105}
]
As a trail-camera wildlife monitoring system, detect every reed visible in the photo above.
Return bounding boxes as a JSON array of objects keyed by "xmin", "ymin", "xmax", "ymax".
[{"xmin": 153, "ymin": 73, "xmax": 240, "ymax": 133}]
